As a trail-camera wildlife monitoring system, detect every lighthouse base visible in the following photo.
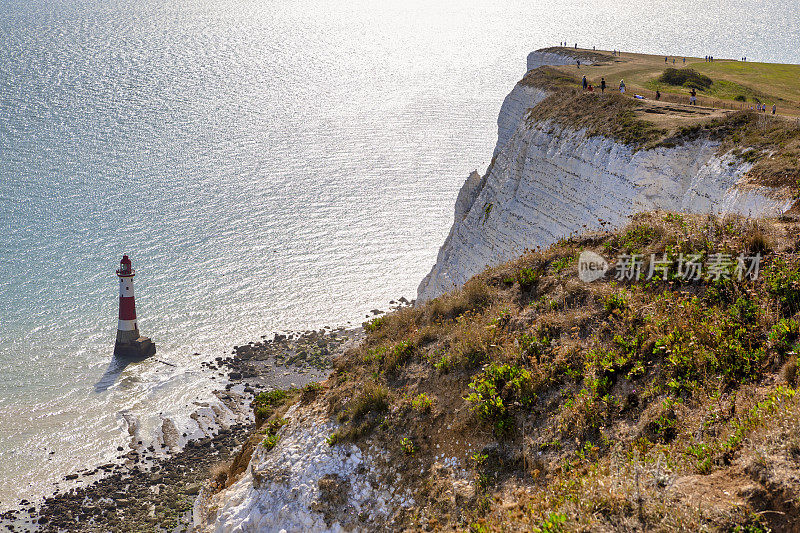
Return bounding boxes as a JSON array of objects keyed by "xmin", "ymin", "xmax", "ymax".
[{"xmin": 114, "ymin": 336, "xmax": 156, "ymax": 359}]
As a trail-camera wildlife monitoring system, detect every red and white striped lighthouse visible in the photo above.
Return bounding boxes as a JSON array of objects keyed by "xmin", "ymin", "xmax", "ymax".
[{"xmin": 114, "ymin": 255, "xmax": 156, "ymax": 358}]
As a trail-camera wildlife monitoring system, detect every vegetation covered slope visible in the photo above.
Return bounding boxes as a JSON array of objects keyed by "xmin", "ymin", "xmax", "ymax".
[{"xmin": 322, "ymin": 212, "xmax": 800, "ymax": 532}]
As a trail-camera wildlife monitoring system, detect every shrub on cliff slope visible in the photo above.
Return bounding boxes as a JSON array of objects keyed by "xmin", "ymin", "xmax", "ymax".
[{"xmin": 327, "ymin": 212, "xmax": 800, "ymax": 531}]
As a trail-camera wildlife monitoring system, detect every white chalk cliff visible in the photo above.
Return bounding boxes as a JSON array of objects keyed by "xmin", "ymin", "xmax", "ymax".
[
  {"xmin": 193, "ymin": 402, "xmax": 432, "ymax": 532},
  {"xmin": 417, "ymin": 51, "xmax": 793, "ymax": 302},
  {"xmin": 192, "ymin": 50, "xmax": 795, "ymax": 533}
]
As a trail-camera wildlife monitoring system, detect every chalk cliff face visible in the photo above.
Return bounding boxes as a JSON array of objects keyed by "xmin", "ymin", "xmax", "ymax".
[
  {"xmin": 416, "ymin": 52, "xmax": 792, "ymax": 302},
  {"xmin": 194, "ymin": 403, "xmax": 419, "ymax": 532},
  {"xmin": 526, "ymin": 49, "xmax": 588, "ymax": 71}
]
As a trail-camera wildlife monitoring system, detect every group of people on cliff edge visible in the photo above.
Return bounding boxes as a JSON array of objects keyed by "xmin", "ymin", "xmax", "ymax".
[
  {"xmin": 581, "ymin": 75, "xmax": 617, "ymax": 95},
  {"xmin": 582, "ymin": 75, "xmax": 609, "ymax": 94}
]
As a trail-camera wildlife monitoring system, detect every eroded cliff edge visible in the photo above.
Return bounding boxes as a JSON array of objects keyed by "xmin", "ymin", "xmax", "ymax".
[{"xmin": 417, "ymin": 50, "xmax": 794, "ymax": 302}]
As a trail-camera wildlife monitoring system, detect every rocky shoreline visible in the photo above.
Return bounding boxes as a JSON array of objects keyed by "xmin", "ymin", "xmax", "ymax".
[{"xmin": 0, "ymin": 307, "xmax": 400, "ymax": 532}]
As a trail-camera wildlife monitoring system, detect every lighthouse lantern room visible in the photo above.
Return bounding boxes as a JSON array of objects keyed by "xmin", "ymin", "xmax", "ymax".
[{"xmin": 114, "ymin": 255, "xmax": 156, "ymax": 358}]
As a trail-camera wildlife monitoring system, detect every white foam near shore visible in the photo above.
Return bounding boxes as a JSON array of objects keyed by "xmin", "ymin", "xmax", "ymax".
[
  {"xmin": 153, "ymin": 385, "xmax": 254, "ymax": 453},
  {"xmin": 23, "ymin": 374, "xmax": 254, "ymax": 509}
]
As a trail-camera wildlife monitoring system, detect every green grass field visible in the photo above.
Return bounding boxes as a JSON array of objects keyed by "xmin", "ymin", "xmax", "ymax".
[
  {"xmin": 547, "ymin": 48, "xmax": 800, "ymax": 116},
  {"xmin": 691, "ymin": 60, "xmax": 800, "ymax": 106}
]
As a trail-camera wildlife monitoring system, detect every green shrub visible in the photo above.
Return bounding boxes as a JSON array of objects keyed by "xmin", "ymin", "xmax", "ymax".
[
  {"xmin": 658, "ymin": 68, "xmax": 712, "ymax": 90},
  {"xmin": 614, "ymin": 224, "xmax": 661, "ymax": 252},
  {"xmin": 263, "ymin": 433, "xmax": 280, "ymax": 451},
  {"xmin": 604, "ymin": 293, "xmax": 628, "ymax": 312},
  {"xmin": 362, "ymin": 345, "xmax": 387, "ymax": 363},
  {"xmin": 400, "ymin": 436, "xmax": 415, "ymax": 455},
  {"xmin": 411, "ymin": 393, "xmax": 434, "ymax": 412},
  {"xmin": 663, "ymin": 213, "xmax": 685, "ymax": 225},
  {"xmin": 254, "ymin": 389, "xmax": 288, "ymax": 406},
  {"xmin": 550, "ymin": 256, "xmax": 572, "ymax": 273},
  {"xmin": 471, "ymin": 452, "xmax": 488, "ymax": 465},
  {"xmin": 252, "ymin": 389, "xmax": 290, "ymax": 425},
  {"xmin": 765, "ymin": 258, "xmax": 800, "ymax": 313},
  {"xmin": 521, "ymin": 331, "xmax": 552, "ymax": 359},
  {"xmin": 432, "ymin": 352, "xmax": 451, "ymax": 373},
  {"xmin": 266, "ymin": 417, "xmax": 288, "ymax": 432},
  {"xmin": 652, "ymin": 295, "xmax": 767, "ymax": 393},
  {"xmin": 533, "ymin": 512, "xmax": 567, "ymax": 533},
  {"xmin": 364, "ymin": 316, "xmax": 386, "ymax": 333},
  {"xmin": 466, "ymin": 363, "xmax": 535, "ymax": 435},
  {"xmin": 648, "ymin": 398, "xmax": 680, "ymax": 443},
  {"xmin": 769, "ymin": 318, "xmax": 800, "ymax": 354},
  {"xmin": 469, "ymin": 522, "xmax": 489, "ymax": 533},
  {"xmin": 687, "ymin": 442, "xmax": 712, "ymax": 474},
  {"xmin": 383, "ymin": 341, "xmax": 414, "ymax": 373},
  {"xmin": 516, "ymin": 267, "xmax": 540, "ymax": 288},
  {"xmin": 729, "ymin": 296, "xmax": 758, "ymax": 324},
  {"xmin": 261, "ymin": 418, "xmax": 288, "ymax": 451}
]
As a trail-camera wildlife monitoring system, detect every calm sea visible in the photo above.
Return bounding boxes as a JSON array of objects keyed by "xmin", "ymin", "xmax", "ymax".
[{"xmin": 1, "ymin": 0, "xmax": 798, "ymax": 507}]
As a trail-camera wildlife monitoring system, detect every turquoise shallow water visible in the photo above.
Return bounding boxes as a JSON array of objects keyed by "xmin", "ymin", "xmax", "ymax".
[{"xmin": 1, "ymin": 0, "xmax": 798, "ymax": 507}]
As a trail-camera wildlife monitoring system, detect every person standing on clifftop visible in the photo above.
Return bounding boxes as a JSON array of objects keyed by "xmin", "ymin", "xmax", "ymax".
[
  {"xmin": 582, "ymin": 75, "xmax": 588, "ymax": 90},
  {"xmin": 577, "ymin": 59, "xmax": 581, "ymax": 68},
  {"xmin": 690, "ymin": 88, "xmax": 697, "ymax": 105},
  {"xmin": 773, "ymin": 104, "xmax": 777, "ymax": 115},
  {"xmin": 600, "ymin": 77, "xmax": 606, "ymax": 93},
  {"xmin": 656, "ymin": 90, "xmax": 661, "ymax": 100},
  {"xmin": 619, "ymin": 79, "xmax": 626, "ymax": 94}
]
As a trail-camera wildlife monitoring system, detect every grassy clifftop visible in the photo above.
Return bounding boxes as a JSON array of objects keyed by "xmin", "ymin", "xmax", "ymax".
[
  {"xmin": 519, "ymin": 64, "xmax": 800, "ymax": 195},
  {"xmin": 323, "ymin": 212, "xmax": 800, "ymax": 531},
  {"xmin": 543, "ymin": 47, "xmax": 800, "ymax": 116}
]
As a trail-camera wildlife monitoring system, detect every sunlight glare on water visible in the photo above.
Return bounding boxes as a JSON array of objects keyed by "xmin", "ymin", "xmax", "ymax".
[{"xmin": 0, "ymin": 0, "xmax": 798, "ymax": 506}]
